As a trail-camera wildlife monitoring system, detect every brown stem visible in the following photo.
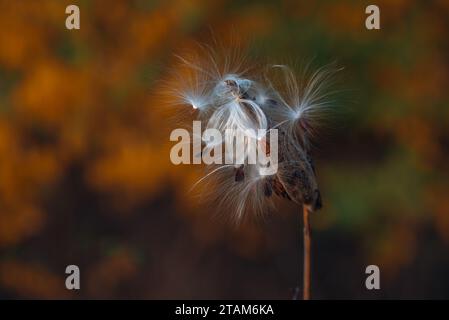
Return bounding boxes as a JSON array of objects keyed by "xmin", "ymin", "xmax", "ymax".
[{"xmin": 303, "ymin": 205, "xmax": 311, "ymax": 300}]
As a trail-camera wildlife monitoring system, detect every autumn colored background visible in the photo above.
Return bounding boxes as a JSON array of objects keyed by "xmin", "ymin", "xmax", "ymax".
[{"xmin": 1, "ymin": 0, "xmax": 449, "ymax": 299}]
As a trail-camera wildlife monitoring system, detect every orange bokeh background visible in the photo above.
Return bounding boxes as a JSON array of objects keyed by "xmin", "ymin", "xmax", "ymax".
[{"xmin": 1, "ymin": 0, "xmax": 449, "ymax": 299}]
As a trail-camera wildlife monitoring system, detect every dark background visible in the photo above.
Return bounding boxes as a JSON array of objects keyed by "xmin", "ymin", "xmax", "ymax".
[{"xmin": 1, "ymin": 0, "xmax": 449, "ymax": 299}]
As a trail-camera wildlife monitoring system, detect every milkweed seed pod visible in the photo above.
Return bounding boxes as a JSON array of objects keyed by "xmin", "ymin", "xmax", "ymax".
[{"xmin": 169, "ymin": 44, "xmax": 339, "ymax": 222}]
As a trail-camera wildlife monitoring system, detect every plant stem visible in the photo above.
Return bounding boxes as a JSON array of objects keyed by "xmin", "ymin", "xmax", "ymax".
[{"xmin": 303, "ymin": 205, "xmax": 311, "ymax": 300}]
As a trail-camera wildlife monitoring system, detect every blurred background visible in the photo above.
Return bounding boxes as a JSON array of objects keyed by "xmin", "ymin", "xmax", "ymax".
[{"xmin": 1, "ymin": 0, "xmax": 449, "ymax": 299}]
